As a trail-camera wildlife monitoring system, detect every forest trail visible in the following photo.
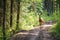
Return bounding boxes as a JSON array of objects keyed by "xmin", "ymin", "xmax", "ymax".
[
  {"xmin": 11, "ymin": 22, "xmax": 55, "ymax": 40},
  {"xmin": 39, "ymin": 24, "xmax": 54, "ymax": 40}
]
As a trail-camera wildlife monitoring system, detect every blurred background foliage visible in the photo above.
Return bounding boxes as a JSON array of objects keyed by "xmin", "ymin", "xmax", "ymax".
[{"xmin": 0, "ymin": 0, "xmax": 60, "ymax": 40}]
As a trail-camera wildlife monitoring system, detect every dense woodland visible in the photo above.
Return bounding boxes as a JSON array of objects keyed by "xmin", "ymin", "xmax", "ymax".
[{"xmin": 0, "ymin": 0, "xmax": 60, "ymax": 40}]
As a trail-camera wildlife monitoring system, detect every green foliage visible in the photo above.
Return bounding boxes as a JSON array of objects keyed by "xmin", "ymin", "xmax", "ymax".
[
  {"xmin": 27, "ymin": 1, "xmax": 44, "ymax": 15},
  {"xmin": 51, "ymin": 22, "xmax": 60, "ymax": 40},
  {"xmin": 41, "ymin": 10, "xmax": 58, "ymax": 22},
  {"xmin": 19, "ymin": 11, "xmax": 39, "ymax": 30},
  {"xmin": 0, "ymin": 0, "xmax": 59, "ymax": 40},
  {"xmin": 51, "ymin": 10, "xmax": 60, "ymax": 40}
]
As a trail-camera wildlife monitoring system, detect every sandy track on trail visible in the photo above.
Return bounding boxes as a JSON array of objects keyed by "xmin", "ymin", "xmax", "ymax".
[
  {"xmin": 11, "ymin": 24, "xmax": 54, "ymax": 40},
  {"xmin": 39, "ymin": 24, "xmax": 54, "ymax": 40}
]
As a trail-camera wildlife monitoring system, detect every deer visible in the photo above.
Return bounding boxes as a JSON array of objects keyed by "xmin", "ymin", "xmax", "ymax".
[{"xmin": 39, "ymin": 14, "xmax": 45, "ymax": 29}]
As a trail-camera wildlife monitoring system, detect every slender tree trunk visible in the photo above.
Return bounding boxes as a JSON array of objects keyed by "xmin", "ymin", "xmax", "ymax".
[
  {"xmin": 0, "ymin": 0, "xmax": 3, "ymax": 27},
  {"xmin": 10, "ymin": 0, "xmax": 13, "ymax": 27},
  {"xmin": 2, "ymin": 0, "xmax": 6, "ymax": 40},
  {"xmin": 16, "ymin": 0, "xmax": 20, "ymax": 30}
]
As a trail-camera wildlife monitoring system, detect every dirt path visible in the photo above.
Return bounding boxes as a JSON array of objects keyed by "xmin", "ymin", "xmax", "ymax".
[
  {"xmin": 40, "ymin": 24, "xmax": 54, "ymax": 40},
  {"xmin": 10, "ymin": 24, "xmax": 54, "ymax": 40}
]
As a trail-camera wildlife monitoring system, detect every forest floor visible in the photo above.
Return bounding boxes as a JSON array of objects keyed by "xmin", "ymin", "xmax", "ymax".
[{"xmin": 11, "ymin": 21, "xmax": 55, "ymax": 40}]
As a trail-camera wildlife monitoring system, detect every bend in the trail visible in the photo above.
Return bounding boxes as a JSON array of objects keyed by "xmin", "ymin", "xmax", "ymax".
[{"xmin": 10, "ymin": 22, "xmax": 55, "ymax": 40}]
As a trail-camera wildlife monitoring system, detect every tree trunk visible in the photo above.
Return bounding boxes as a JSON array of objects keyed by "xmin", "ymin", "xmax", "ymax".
[
  {"xmin": 16, "ymin": 0, "xmax": 20, "ymax": 30},
  {"xmin": 2, "ymin": 0, "xmax": 6, "ymax": 40},
  {"xmin": 10, "ymin": 0, "xmax": 13, "ymax": 27}
]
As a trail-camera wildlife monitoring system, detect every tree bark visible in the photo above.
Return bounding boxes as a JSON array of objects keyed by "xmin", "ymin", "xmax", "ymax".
[
  {"xmin": 2, "ymin": 0, "xmax": 6, "ymax": 40},
  {"xmin": 16, "ymin": 0, "xmax": 20, "ymax": 30}
]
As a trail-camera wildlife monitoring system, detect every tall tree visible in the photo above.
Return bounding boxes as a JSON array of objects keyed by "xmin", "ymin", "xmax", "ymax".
[
  {"xmin": 44, "ymin": 0, "xmax": 54, "ymax": 16},
  {"xmin": 10, "ymin": 0, "xmax": 13, "ymax": 27},
  {"xmin": 0, "ymin": 0, "xmax": 3, "ymax": 27},
  {"xmin": 16, "ymin": 0, "xmax": 20, "ymax": 30},
  {"xmin": 2, "ymin": 0, "xmax": 6, "ymax": 40}
]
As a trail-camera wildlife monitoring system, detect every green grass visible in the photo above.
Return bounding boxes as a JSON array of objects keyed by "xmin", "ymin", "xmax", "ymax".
[{"xmin": 42, "ymin": 12, "xmax": 58, "ymax": 22}]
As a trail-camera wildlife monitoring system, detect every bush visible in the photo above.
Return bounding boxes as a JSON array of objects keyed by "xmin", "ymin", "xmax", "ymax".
[{"xmin": 51, "ymin": 22, "xmax": 60, "ymax": 40}]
